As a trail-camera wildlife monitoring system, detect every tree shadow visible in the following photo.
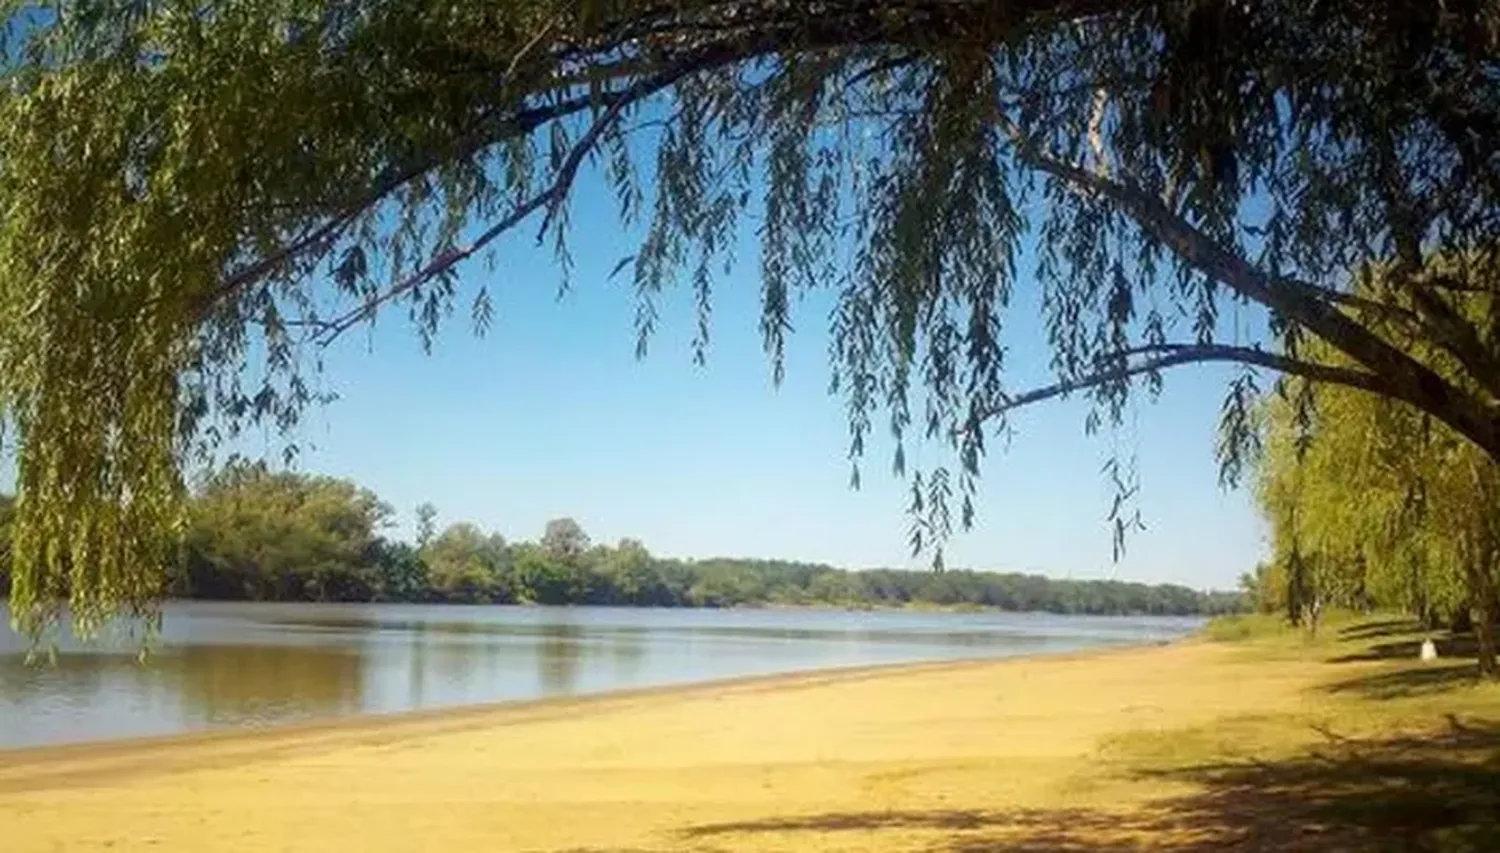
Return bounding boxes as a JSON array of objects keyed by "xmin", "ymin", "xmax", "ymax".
[
  {"xmin": 676, "ymin": 718, "xmax": 1500, "ymax": 852},
  {"xmin": 1337, "ymin": 619, "xmax": 1425, "ymax": 642},
  {"xmin": 1126, "ymin": 716, "xmax": 1500, "ymax": 852},
  {"xmin": 1321, "ymin": 662, "xmax": 1485, "ymax": 699},
  {"xmin": 681, "ymin": 808, "xmax": 1152, "ymax": 852},
  {"xmin": 683, "ymin": 810, "xmax": 1008, "ymax": 834},
  {"xmin": 1329, "ymin": 634, "xmax": 1480, "ymax": 664}
]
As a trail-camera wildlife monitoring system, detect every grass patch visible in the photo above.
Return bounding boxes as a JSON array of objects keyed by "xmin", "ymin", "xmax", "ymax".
[
  {"xmin": 1124, "ymin": 716, "xmax": 1500, "ymax": 852},
  {"xmin": 1200, "ymin": 613, "xmax": 1289, "ymax": 643},
  {"xmin": 1088, "ymin": 613, "xmax": 1500, "ymax": 851},
  {"xmin": 1097, "ymin": 713, "xmax": 1314, "ymax": 770},
  {"xmin": 1201, "ymin": 609, "xmax": 1382, "ymax": 644}
]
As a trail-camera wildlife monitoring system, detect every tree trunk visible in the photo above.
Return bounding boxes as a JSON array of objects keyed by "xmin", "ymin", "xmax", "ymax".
[
  {"xmin": 1416, "ymin": 590, "xmax": 1440, "ymax": 631},
  {"xmin": 1470, "ymin": 565, "xmax": 1499, "ymax": 680},
  {"xmin": 1285, "ymin": 548, "xmax": 1307, "ymax": 627},
  {"xmin": 1452, "ymin": 605, "xmax": 1474, "ymax": 634},
  {"xmin": 1475, "ymin": 606, "xmax": 1497, "ymax": 679},
  {"xmin": 1463, "ymin": 454, "xmax": 1500, "ymax": 679}
]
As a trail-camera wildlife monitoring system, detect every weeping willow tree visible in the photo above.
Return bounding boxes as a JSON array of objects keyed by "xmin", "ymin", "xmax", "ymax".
[
  {"xmin": 1255, "ymin": 260, "xmax": 1500, "ymax": 675},
  {"xmin": 1258, "ymin": 381, "xmax": 1500, "ymax": 673},
  {"xmin": 1, "ymin": 0, "xmax": 1497, "ymax": 642},
  {"xmin": 1257, "ymin": 378, "xmax": 1475, "ymax": 631}
]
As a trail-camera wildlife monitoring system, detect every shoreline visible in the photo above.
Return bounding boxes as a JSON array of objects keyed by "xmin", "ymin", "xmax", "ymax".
[
  {"xmin": 6, "ymin": 614, "xmax": 1496, "ymax": 852},
  {"xmin": 6, "ymin": 596, "xmax": 1224, "ymax": 620},
  {"xmin": 5, "ymin": 630, "xmax": 1275, "ymax": 853},
  {"xmin": 0, "ymin": 636, "xmax": 1179, "ymax": 766}
]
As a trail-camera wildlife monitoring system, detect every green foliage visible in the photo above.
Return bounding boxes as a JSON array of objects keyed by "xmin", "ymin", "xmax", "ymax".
[
  {"xmin": 1, "ymin": 465, "xmax": 1243, "ymax": 616},
  {"xmin": 422, "ymin": 522, "xmax": 509, "ymax": 602},
  {"xmin": 509, "ymin": 543, "xmax": 574, "ymax": 605},
  {"xmin": 1252, "ymin": 266, "xmax": 1500, "ymax": 667},
  {"xmin": 1238, "ymin": 562, "xmax": 1284, "ymax": 615},
  {"xmin": 368, "ymin": 539, "xmax": 428, "ymax": 602},
  {"xmin": 178, "ymin": 460, "xmax": 393, "ymax": 601},
  {"xmin": 414, "ymin": 503, "xmax": 438, "ymax": 549},
  {"xmin": 0, "ymin": 494, "xmax": 12, "ymax": 598},
  {"xmin": 597, "ymin": 537, "xmax": 665, "ymax": 605},
  {"xmin": 540, "ymin": 517, "xmax": 590, "ymax": 565},
  {"xmin": 1202, "ymin": 612, "xmax": 1302, "ymax": 643},
  {"xmin": 2, "ymin": 0, "xmax": 1495, "ymax": 641}
]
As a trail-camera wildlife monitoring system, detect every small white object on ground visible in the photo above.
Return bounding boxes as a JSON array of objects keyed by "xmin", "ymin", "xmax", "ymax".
[{"xmin": 1420, "ymin": 638, "xmax": 1439, "ymax": 662}]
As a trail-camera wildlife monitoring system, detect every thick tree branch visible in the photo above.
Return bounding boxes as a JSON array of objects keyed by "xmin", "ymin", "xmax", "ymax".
[
  {"xmin": 201, "ymin": 0, "xmax": 1146, "ymax": 322},
  {"xmin": 1405, "ymin": 278, "xmax": 1500, "ymax": 404},
  {"xmin": 1428, "ymin": 274, "xmax": 1500, "ymax": 295},
  {"xmin": 975, "ymin": 343, "xmax": 1389, "ymax": 422},
  {"xmin": 1000, "ymin": 118, "xmax": 1500, "ymax": 456},
  {"xmin": 1286, "ymin": 276, "xmax": 1435, "ymax": 338}
]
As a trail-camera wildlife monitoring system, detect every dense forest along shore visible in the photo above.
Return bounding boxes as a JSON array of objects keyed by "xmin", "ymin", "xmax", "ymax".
[{"xmin": 1, "ymin": 464, "xmax": 1243, "ymax": 617}]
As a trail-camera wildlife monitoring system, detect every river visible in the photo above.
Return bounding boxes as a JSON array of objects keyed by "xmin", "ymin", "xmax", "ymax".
[{"xmin": 0, "ymin": 602, "xmax": 1202, "ymax": 749}]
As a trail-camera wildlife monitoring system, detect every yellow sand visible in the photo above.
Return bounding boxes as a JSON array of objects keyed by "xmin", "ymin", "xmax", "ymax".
[{"xmin": 0, "ymin": 639, "xmax": 1389, "ymax": 852}]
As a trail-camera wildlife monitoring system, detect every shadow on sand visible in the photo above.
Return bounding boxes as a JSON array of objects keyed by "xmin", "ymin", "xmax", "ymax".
[
  {"xmin": 1329, "ymin": 635, "xmax": 1481, "ymax": 665},
  {"xmin": 1321, "ymin": 662, "xmax": 1486, "ymax": 700},
  {"xmin": 677, "ymin": 717, "xmax": 1500, "ymax": 852},
  {"xmin": 1335, "ymin": 620, "xmax": 1427, "ymax": 642}
]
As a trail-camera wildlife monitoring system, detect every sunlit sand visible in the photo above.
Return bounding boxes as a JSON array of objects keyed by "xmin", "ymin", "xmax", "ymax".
[{"xmin": 3, "ymin": 623, "xmax": 1495, "ymax": 852}]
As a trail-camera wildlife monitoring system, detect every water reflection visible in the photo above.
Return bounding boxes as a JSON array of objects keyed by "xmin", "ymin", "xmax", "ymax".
[
  {"xmin": 537, "ymin": 620, "xmax": 584, "ymax": 696},
  {"xmin": 0, "ymin": 603, "xmax": 1200, "ymax": 749},
  {"xmin": 167, "ymin": 643, "xmax": 365, "ymax": 727},
  {"xmin": 610, "ymin": 626, "xmax": 647, "ymax": 680},
  {"xmin": 0, "ymin": 641, "xmax": 364, "ymax": 745},
  {"xmin": 406, "ymin": 621, "xmax": 428, "ymax": 709}
]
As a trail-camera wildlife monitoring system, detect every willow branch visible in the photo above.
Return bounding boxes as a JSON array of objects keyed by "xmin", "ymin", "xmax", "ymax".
[
  {"xmin": 307, "ymin": 56, "xmax": 718, "ymax": 347},
  {"xmin": 1298, "ymin": 280, "xmax": 1424, "ymax": 330},
  {"xmin": 999, "ymin": 115, "xmax": 1500, "ymax": 456},
  {"xmin": 975, "ymin": 343, "xmax": 1388, "ymax": 422},
  {"xmin": 1406, "ymin": 281, "xmax": 1500, "ymax": 403},
  {"xmin": 203, "ymin": 93, "xmax": 600, "ymax": 318},
  {"xmin": 199, "ymin": 6, "xmax": 587, "ymax": 319},
  {"xmin": 207, "ymin": 0, "xmax": 1143, "ymax": 323}
]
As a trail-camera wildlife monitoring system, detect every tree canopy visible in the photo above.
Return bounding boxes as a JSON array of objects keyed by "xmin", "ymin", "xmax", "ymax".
[
  {"xmin": 1252, "ymin": 370, "xmax": 1500, "ymax": 674},
  {"xmin": 1249, "ymin": 267, "xmax": 1500, "ymax": 674},
  {"xmin": 0, "ymin": 0, "xmax": 1496, "ymax": 639},
  {"xmin": 179, "ymin": 461, "xmax": 393, "ymax": 601}
]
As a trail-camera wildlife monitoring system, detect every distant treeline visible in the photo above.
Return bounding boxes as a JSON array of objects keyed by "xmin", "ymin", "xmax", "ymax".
[{"xmin": 0, "ymin": 464, "xmax": 1245, "ymax": 616}]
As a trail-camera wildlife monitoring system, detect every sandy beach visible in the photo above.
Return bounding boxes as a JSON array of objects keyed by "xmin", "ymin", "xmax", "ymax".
[{"xmin": 2, "ymin": 623, "xmax": 1496, "ymax": 852}]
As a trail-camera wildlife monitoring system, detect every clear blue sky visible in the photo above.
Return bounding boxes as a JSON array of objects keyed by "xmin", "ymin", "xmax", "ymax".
[{"xmin": 229, "ymin": 160, "xmax": 1270, "ymax": 593}]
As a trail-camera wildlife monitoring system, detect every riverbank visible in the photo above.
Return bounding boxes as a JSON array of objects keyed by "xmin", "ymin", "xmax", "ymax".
[{"xmin": 3, "ymin": 614, "xmax": 1498, "ymax": 852}]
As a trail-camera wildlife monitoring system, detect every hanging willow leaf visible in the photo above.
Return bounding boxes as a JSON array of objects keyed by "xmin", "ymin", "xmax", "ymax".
[{"xmin": 0, "ymin": 0, "xmax": 1497, "ymax": 643}]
